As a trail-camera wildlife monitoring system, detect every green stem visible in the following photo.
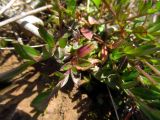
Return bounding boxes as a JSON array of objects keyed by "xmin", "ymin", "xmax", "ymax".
[
  {"xmin": 103, "ymin": 0, "xmax": 116, "ymax": 18},
  {"xmin": 55, "ymin": 0, "xmax": 63, "ymax": 31}
]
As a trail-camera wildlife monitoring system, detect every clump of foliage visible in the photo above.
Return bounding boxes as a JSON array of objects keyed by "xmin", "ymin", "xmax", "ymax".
[{"xmin": 1, "ymin": 0, "xmax": 160, "ymax": 119}]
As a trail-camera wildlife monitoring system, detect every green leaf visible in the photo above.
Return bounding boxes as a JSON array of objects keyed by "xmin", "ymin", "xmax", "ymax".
[
  {"xmin": 114, "ymin": 0, "xmax": 130, "ymax": 19},
  {"xmin": 14, "ymin": 43, "xmax": 40, "ymax": 60},
  {"xmin": 77, "ymin": 58, "xmax": 91, "ymax": 67},
  {"xmin": 92, "ymin": 0, "xmax": 101, "ymax": 8},
  {"xmin": 150, "ymin": 84, "xmax": 160, "ymax": 93},
  {"xmin": 0, "ymin": 39, "xmax": 7, "ymax": 47},
  {"xmin": 140, "ymin": 76, "xmax": 152, "ymax": 85},
  {"xmin": 147, "ymin": 1, "xmax": 160, "ymax": 14},
  {"xmin": 59, "ymin": 39, "xmax": 67, "ymax": 48},
  {"xmin": 98, "ymin": 24, "xmax": 105, "ymax": 33},
  {"xmin": 0, "ymin": 61, "xmax": 34, "ymax": 82},
  {"xmin": 147, "ymin": 100, "xmax": 160, "ymax": 110},
  {"xmin": 156, "ymin": 2, "xmax": 160, "ymax": 10},
  {"xmin": 148, "ymin": 22, "xmax": 160, "ymax": 33},
  {"xmin": 60, "ymin": 62, "xmax": 72, "ymax": 71},
  {"xmin": 14, "ymin": 44, "xmax": 32, "ymax": 60},
  {"xmin": 148, "ymin": 8, "xmax": 158, "ymax": 14},
  {"xmin": 58, "ymin": 33, "xmax": 69, "ymax": 48},
  {"xmin": 41, "ymin": 46, "xmax": 51, "ymax": 60},
  {"xmin": 31, "ymin": 91, "xmax": 51, "ymax": 112},
  {"xmin": 38, "ymin": 27, "xmax": 55, "ymax": 50},
  {"xmin": 53, "ymin": 71, "xmax": 64, "ymax": 79},
  {"xmin": 138, "ymin": 0, "xmax": 146, "ymax": 12},
  {"xmin": 131, "ymin": 87, "xmax": 160, "ymax": 100},
  {"xmin": 138, "ymin": 101, "xmax": 160, "ymax": 120},
  {"xmin": 122, "ymin": 71, "xmax": 139, "ymax": 82},
  {"xmin": 138, "ymin": 0, "xmax": 153, "ymax": 14},
  {"xmin": 19, "ymin": 44, "xmax": 40, "ymax": 57},
  {"xmin": 110, "ymin": 50, "xmax": 124, "ymax": 61},
  {"xmin": 133, "ymin": 26, "xmax": 152, "ymax": 41},
  {"xmin": 122, "ymin": 81, "xmax": 137, "ymax": 89},
  {"xmin": 125, "ymin": 45, "xmax": 160, "ymax": 56},
  {"xmin": 66, "ymin": 0, "xmax": 76, "ymax": 15}
]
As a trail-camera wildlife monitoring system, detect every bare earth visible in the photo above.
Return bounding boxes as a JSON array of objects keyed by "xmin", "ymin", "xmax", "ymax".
[{"xmin": 0, "ymin": 51, "xmax": 90, "ymax": 120}]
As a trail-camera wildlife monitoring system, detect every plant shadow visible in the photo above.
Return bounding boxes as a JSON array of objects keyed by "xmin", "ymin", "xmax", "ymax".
[
  {"xmin": 0, "ymin": 57, "xmax": 60, "ymax": 120},
  {"xmin": 0, "ymin": 53, "xmax": 148, "ymax": 120},
  {"xmin": 71, "ymin": 78, "xmax": 148, "ymax": 120}
]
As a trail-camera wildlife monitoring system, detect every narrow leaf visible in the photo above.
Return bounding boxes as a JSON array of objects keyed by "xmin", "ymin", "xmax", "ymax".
[
  {"xmin": 58, "ymin": 33, "xmax": 69, "ymax": 48},
  {"xmin": 92, "ymin": 0, "xmax": 101, "ymax": 8},
  {"xmin": 66, "ymin": 0, "xmax": 76, "ymax": 15},
  {"xmin": 38, "ymin": 27, "xmax": 55, "ymax": 50},
  {"xmin": 131, "ymin": 87, "xmax": 160, "ymax": 100},
  {"xmin": 148, "ymin": 22, "xmax": 160, "ymax": 33},
  {"xmin": 14, "ymin": 43, "xmax": 40, "ymax": 61},
  {"xmin": 125, "ymin": 45, "xmax": 160, "ymax": 56},
  {"xmin": 138, "ymin": 101, "xmax": 160, "ymax": 120}
]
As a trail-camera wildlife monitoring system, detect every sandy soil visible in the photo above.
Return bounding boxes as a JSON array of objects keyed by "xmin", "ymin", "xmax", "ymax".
[{"xmin": 0, "ymin": 50, "xmax": 90, "ymax": 120}]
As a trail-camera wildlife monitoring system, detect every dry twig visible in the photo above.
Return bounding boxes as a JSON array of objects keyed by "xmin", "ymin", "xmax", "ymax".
[
  {"xmin": 0, "ymin": 0, "xmax": 17, "ymax": 15},
  {"xmin": 0, "ymin": 4, "xmax": 52, "ymax": 27},
  {"xmin": 0, "ymin": 44, "xmax": 46, "ymax": 50}
]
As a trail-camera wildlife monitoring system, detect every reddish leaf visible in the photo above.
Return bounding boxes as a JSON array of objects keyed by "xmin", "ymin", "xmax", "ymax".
[
  {"xmin": 77, "ymin": 44, "xmax": 95, "ymax": 57},
  {"xmin": 88, "ymin": 58, "xmax": 100, "ymax": 65},
  {"xmin": 80, "ymin": 28, "xmax": 93, "ymax": 40},
  {"xmin": 75, "ymin": 65, "xmax": 92, "ymax": 71}
]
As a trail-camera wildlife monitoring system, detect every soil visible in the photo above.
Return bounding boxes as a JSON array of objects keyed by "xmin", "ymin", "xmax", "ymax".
[{"xmin": 0, "ymin": 50, "xmax": 91, "ymax": 120}]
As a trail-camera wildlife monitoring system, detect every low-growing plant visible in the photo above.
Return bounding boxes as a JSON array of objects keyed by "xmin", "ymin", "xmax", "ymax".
[{"xmin": 1, "ymin": 0, "xmax": 160, "ymax": 119}]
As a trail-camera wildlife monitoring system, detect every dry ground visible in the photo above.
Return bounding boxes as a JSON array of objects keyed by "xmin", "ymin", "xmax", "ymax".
[{"xmin": 0, "ymin": 50, "xmax": 91, "ymax": 120}]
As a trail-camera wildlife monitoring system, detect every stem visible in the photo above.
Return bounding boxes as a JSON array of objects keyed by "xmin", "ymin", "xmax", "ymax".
[
  {"xmin": 107, "ymin": 86, "xmax": 120, "ymax": 120},
  {"xmin": 103, "ymin": 0, "xmax": 116, "ymax": 18},
  {"xmin": 135, "ymin": 65, "xmax": 157, "ymax": 85},
  {"xmin": 0, "ymin": 44, "xmax": 46, "ymax": 50},
  {"xmin": 87, "ymin": 0, "xmax": 90, "ymax": 13},
  {"xmin": 111, "ymin": 38, "xmax": 124, "ymax": 49},
  {"xmin": 55, "ymin": 0, "xmax": 63, "ymax": 31},
  {"xmin": 127, "ymin": 13, "xmax": 149, "ymax": 21},
  {"xmin": 143, "ymin": 60, "xmax": 160, "ymax": 77}
]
